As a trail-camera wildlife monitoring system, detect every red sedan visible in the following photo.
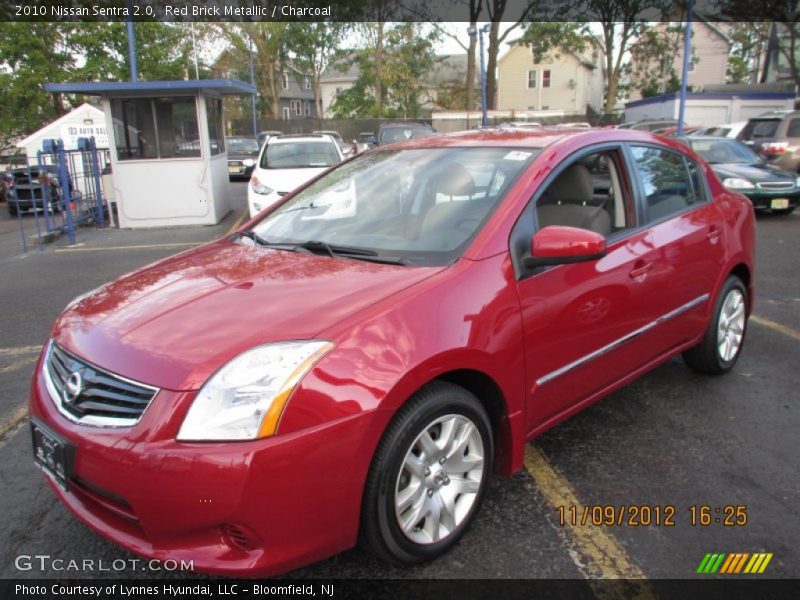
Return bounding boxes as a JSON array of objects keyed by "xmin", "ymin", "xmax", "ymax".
[{"xmin": 29, "ymin": 128, "xmax": 755, "ymax": 576}]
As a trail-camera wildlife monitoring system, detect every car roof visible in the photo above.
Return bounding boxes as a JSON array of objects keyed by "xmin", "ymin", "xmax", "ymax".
[
  {"xmin": 370, "ymin": 126, "xmax": 671, "ymax": 151},
  {"xmin": 267, "ymin": 134, "xmax": 338, "ymax": 145},
  {"xmin": 226, "ymin": 136, "xmax": 257, "ymax": 140}
]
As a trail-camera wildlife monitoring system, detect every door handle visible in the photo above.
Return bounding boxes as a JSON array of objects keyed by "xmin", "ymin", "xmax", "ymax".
[{"xmin": 629, "ymin": 259, "xmax": 654, "ymax": 279}]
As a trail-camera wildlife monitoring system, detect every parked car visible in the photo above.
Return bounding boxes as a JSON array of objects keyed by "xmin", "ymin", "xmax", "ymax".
[
  {"xmin": 699, "ymin": 121, "xmax": 747, "ymax": 139},
  {"xmin": 5, "ymin": 165, "xmax": 71, "ymax": 216},
  {"xmin": 257, "ymin": 130, "xmax": 283, "ymax": 147},
  {"xmin": 618, "ymin": 119, "xmax": 678, "ymax": 131},
  {"xmin": 0, "ymin": 171, "xmax": 11, "ymax": 203},
  {"xmin": 356, "ymin": 132, "xmax": 377, "ymax": 153},
  {"xmin": 677, "ymin": 135, "xmax": 799, "ymax": 214},
  {"xmin": 247, "ymin": 134, "xmax": 344, "ymax": 217},
  {"xmin": 29, "ymin": 128, "xmax": 755, "ymax": 577},
  {"xmin": 498, "ymin": 121, "xmax": 542, "ymax": 129},
  {"xmin": 376, "ymin": 121, "xmax": 435, "ymax": 146},
  {"xmin": 225, "ymin": 137, "xmax": 261, "ymax": 180},
  {"xmin": 313, "ymin": 130, "xmax": 355, "ymax": 157},
  {"xmin": 652, "ymin": 124, "xmax": 703, "ymax": 136},
  {"xmin": 737, "ymin": 110, "xmax": 800, "ymax": 172}
]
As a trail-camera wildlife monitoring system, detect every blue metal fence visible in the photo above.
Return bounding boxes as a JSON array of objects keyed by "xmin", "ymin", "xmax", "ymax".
[{"xmin": 9, "ymin": 137, "xmax": 110, "ymax": 251}]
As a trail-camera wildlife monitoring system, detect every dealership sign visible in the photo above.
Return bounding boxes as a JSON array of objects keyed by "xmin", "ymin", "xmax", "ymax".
[{"xmin": 60, "ymin": 123, "xmax": 109, "ymax": 150}]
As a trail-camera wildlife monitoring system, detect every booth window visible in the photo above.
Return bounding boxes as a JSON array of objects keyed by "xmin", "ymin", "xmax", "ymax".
[
  {"xmin": 206, "ymin": 97, "xmax": 225, "ymax": 155},
  {"xmin": 111, "ymin": 97, "xmax": 200, "ymax": 160}
]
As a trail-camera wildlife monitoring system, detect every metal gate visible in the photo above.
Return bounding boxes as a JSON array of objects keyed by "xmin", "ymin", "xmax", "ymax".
[{"xmin": 9, "ymin": 137, "xmax": 110, "ymax": 252}]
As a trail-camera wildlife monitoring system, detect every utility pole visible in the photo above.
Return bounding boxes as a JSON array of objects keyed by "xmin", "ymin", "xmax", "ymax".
[{"xmin": 677, "ymin": 0, "xmax": 694, "ymax": 136}]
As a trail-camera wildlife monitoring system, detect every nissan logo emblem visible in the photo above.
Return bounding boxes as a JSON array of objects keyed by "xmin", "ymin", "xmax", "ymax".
[{"xmin": 64, "ymin": 371, "xmax": 83, "ymax": 403}]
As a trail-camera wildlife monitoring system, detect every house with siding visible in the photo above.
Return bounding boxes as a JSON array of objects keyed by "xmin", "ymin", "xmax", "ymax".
[
  {"xmin": 496, "ymin": 40, "xmax": 605, "ymax": 114},
  {"xmin": 628, "ymin": 20, "xmax": 732, "ymax": 101}
]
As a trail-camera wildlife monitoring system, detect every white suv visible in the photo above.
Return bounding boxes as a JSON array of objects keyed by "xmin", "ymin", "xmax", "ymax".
[{"xmin": 247, "ymin": 134, "xmax": 344, "ymax": 218}]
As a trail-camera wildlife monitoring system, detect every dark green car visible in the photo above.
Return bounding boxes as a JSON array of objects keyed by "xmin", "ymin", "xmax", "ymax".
[{"xmin": 679, "ymin": 136, "xmax": 799, "ymax": 215}]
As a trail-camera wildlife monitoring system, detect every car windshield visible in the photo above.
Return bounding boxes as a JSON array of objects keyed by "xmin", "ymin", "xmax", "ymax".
[
  {"xmin": 246, "ymin": 147, "xmax": 538, "ymax": 267},
  {"xmin": 263, "ymin": 141, "xmax": 341, "ymax": 169},
  {"xmin": 690, "ymin": 139, "xmax": 761, "ymax": 164},
  {"xmin": 227, "ymin": 138, "xmax": 260, "ymax": 154},
  {"xmin": 380, "ymin": 127, "xmax": 431, "ymax": 144}
]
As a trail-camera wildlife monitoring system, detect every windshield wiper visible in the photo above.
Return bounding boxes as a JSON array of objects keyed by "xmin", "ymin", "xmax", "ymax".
[
  {"xmin": 298, "ymin": 240, "xmax": 411, "ymax": 266},
  {"xmin": 238, "ymin": 231, "xmax": 305, "ymax": 253},
  {"xmin": 298, "ymin": 240, "xmax": 377, "ymax": 257},
  {"xmin": 238, "ymin": 230, "xmax": 270, "ymax": 246}
]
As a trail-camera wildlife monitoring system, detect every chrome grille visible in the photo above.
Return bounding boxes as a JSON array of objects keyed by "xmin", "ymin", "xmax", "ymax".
[
  {"xmin": 45, "ymin": 342, "xmax": 158, "ymax": 427},
  {"xmin": 757, "ymin": 181, "xmax": 794, "ymax": 191}
]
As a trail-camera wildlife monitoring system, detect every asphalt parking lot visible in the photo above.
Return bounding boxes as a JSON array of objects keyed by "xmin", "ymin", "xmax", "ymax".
[{"xmin": 0, "ymin": 184, "xmax": 798, "ymax": 583}]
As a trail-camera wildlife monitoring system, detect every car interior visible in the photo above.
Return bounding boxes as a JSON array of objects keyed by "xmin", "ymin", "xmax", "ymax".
[{"xmin": 535, "ymin": 151, "xmax": 631, "ymax": 237}]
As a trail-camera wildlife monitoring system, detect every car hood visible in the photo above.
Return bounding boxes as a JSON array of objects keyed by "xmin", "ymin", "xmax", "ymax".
[
  {"xmin": 710, "ymin": 162, "xmax": 797, "ymax": 183},
  {"xmin": 255, "ymin": 167, "xmax": 328, "ymax": 194},
  {"xmin": 53, "ymin": 241, "xmax": 442, "ymax": 390}
]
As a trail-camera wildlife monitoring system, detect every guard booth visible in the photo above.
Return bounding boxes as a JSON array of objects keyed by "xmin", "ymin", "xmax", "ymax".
[{"xmin": 44, "ymin": 80, "xmax": 255, "ymax": 228}]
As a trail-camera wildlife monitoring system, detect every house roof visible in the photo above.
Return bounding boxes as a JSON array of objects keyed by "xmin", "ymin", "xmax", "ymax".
[
  {"xmin": 44, "ymin": 79, "xmax": 256, "ymax": 96},
  {"xmin": 320, "ymin": 52, "xmax": 361, "ymax": 83},
  {"xmin": 320, "ymin": 52, "xmax": 471, "ymax": 86},
  {"xmin": 501, "ymin": 38, "xmax": 600, "ymax": 69},
  {"xmin": 16, "ymin": 103, "xmax": 105, "ymax": 148}
]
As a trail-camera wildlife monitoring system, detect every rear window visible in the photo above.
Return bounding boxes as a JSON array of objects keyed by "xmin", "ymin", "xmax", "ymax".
[
  {"xmin": 262, "ymin": 141, "xmax": 341, "ymax": 169},
  {"xmin": 739, "ymin": 119, "xmax": 780, "ymax": 140},
  {"xmin": 380, "ymin": 126, "xmax": 433, "ymax": 145}
]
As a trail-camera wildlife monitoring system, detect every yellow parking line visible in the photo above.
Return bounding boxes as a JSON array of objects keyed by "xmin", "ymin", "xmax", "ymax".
[
  {"xmin": 56, "ymin": 242, "xmax": 200, "ymax": 253},
  {"xmin": 524, "ymin": 446, "xmax": 654, "ymax": 595},
  {"xmin": 0, "ymin": 345, "xmax": 41, "ymax": 356},
  {"xmin": 0, "ymin": 404, "xmax": 28, "ymax": 445},
  {"xmin": 0, "ymin": 356, "xmax": 38, "ymax": 374},
  {"xmin": 750, "ymin": 315, "xmax": 800, "ymax": 342},
  {"xmin": 224, "ymin": 210, "xmax": 247, "ymax": 237}
]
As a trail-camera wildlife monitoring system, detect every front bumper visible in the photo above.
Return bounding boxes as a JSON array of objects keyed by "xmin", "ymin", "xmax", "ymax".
[
  {"xmin": 28, "ymin": 354, "xmax": 378, "ymax": 577},
  {"xmin": 741, "ymin": 190, "xmax": 800, "ymax": 211}
]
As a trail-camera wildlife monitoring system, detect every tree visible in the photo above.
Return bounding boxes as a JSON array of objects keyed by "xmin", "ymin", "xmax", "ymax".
[
  {"xmin": 285, "ymin": 23, "xmax": 350, "ymax": 117},
  {"xmin": 726, "ymin": 22, "xmax": 772, "ymax": 84},
  {"xmin": 586, "ymin": 0, "xmax": 657, "ymax": 114},
  {"xmin": 0, "ymin": 23, "xmax": 74, "ymax": 153},
  {"xmin": 628, "ymin": 23, "xmax": 688, "ymax": 97},
  {"xmin": 329, "ymin": 23, "xmax": 437, "ymax": 119}
]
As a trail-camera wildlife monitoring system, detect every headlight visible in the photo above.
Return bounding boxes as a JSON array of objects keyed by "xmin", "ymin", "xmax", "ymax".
[
  {"xmin": 177, "ymin": 341, "xmax": 333, "ymax": 441},
  {"xmin": 722, "ymin": 178, "xmax": 754, "ymax": 190},
  {"xmin": 250, "ymin": 176, "xmax": 273, "ymax": 195},
  {"xmin": 795, "ymin": 176, "xmax": 800, "ymax": 187},
  {"xmin": 243, "ymin": 159, "xmax": 255, "ymax": 167}
]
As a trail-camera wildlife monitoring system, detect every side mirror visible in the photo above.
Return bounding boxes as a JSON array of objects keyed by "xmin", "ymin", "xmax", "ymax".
[{"xmin": 523, "ymin": 225, "xmax": 607, "ymax": 268}]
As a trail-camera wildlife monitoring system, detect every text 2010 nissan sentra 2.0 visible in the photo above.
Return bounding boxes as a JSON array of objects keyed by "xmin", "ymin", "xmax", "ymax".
[{"xmin": 29, "ymin": 128, "xmax": 755, "ymax": 576}]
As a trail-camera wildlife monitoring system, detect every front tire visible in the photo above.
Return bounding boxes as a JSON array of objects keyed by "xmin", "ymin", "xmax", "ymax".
[
  {"xmin": 683, "ymin": 276, "xmax": 748, "ymax": 374},
  {"xmin": 361, "ymin": 381, "xmax": 493, "ymax": 565}
]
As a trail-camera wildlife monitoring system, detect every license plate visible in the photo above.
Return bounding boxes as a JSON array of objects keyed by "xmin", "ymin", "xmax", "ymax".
[
  {"xmin": 228, "ymin": 166, "xmax": 242, "ymax": 174},
  {"xmin": 31, "ymin": 420, "xmax": 73, "ymax": 490},
  {"xmin": 771, "ymin": 198, "xmax": 790, "ymax": 210}
]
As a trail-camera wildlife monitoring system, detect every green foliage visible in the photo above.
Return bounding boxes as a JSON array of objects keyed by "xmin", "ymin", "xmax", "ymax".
[
  {"xmin": 726, "ymin": 22, "xmax": 771, "ymax": 84},
  {"xmin": 329, "ymin": 23, "xmax": 437, "ymax": 119},
  {"xmin": 0, "ymin": 22, "xmax": 201, "ymax": 152},
  {"xmin": 521, "ymin": 22, "xmax": 591, "ymax": 64}
]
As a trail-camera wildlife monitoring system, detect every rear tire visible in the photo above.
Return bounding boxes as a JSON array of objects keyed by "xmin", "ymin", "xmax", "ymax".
[
  {"xmin": 361, "ymin": 381, "xmax": 492, "ymax": 565},
  {"xmin": 683, "ymin": 276, "xmax": 748, "ymax": 374}
]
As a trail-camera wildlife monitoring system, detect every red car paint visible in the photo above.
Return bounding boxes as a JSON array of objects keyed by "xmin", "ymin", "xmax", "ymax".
[{"xmin": 29, "ymin": 128, "xmax": 755, "ymax": 576}]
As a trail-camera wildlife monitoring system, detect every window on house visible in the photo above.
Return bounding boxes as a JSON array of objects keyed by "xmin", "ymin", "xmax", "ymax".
[
  {"xmin": 304, "ymin": 77, "xmax": 311, "ymax": 90},
  {"xmin": 527, "ymin": 70, "xmax": 537, "ymax": 89},
  {"xmin": 305, "ymin": 103, "xmax": 311, "ymax": 116},
  {"xmin": 542, "ymin": 70, "xmax": 551, "ymax": 88},
  {"xmin": 291, "ymin": 99, "xmax": 302, "ymax": 115},
  {"xmin": 688, "ymin": 61, "xmax": 695, "ymax": 72},
  {"xmin": 282, "ymin": 107, "xmax": 291, "ymax": 120},
  {"xmin": 282, "ymin": 72, "xmax": 289, "ymax": 90}
]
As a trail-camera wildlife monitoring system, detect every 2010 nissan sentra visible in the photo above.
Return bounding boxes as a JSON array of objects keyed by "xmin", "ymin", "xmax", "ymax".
[{"xmin": 29, "ymin": 128, "xmax": 755, "ymax": 576}]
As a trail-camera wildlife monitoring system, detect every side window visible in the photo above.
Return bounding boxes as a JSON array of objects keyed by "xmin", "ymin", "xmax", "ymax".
[
  {"xmin": 786, "ymin": 118, "xmax": 800, "ymax": 138},
  {"xmin": 630, "ymin": 146, "xmax": 702, "ymax": 222},
  {"xmin": 535, "ymin": 149, "xmax": 635, "ymax": 238}
]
